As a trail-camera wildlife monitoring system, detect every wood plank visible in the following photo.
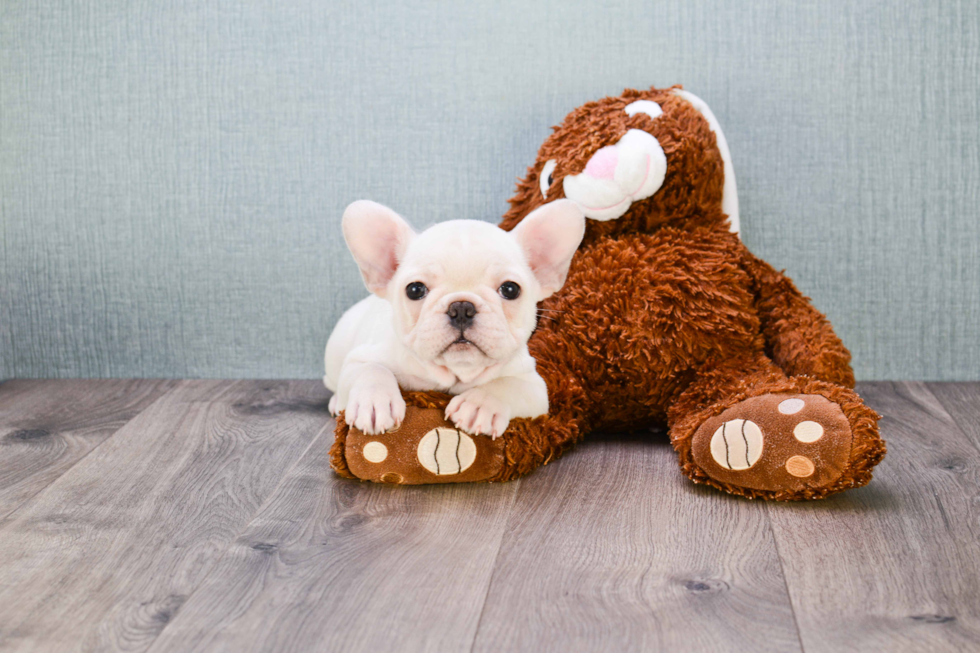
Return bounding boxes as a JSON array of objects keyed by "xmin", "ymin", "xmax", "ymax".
[
  {"xmin": 0, "ymin": 379, "xmax": 178, "ymax": 519},
  {"xmin": 766, "ymin": 381, "xmax": 980, "ymax": 652},
  {"xmin": 928, "ymin": 382, "xmax": 980, "ymax": 450},
  {"xmin": 472, "ymin": 432, "xmax": 801, "ymax": 652},
  {"xmin": 145, "ymin": 431, "xmax": 519, "ymax": 653},
  {"xmin": 0, "ymin": 380, "xmax": 331, "ymax": 653}
]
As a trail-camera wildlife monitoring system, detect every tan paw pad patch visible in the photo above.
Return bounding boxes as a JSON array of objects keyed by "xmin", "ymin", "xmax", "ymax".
[
  {"xmin": 778, "ymin": 398, "xmax": 805, "ymax": 415},
  {"xmin": 785, "ymin": 455, "xmax": 815, "ymax": 478},
  {"xmin": 793, "ymin": 421, "xmax": 824, "ymax": 443},
  {"xmin": 362, "ymin": 441, "xmax": 388, "ymax": 463}
]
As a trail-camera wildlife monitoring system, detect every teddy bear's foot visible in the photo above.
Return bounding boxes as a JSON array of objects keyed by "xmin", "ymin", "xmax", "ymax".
[
  {"xmin": 690, "ymin": 393, "xmax": 854, "ymax": 494},
  {"xmin": 338, "ymin": 406, "xmax": 506, "ymax": 484}
]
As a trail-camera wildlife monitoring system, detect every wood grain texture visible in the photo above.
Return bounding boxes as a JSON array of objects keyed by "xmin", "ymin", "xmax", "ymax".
[
  {"xmin": 0, "ymin": 379, "xmax": 177, "ymax": 519},
  {"xmin": 472, "ymin": 432, "xmax": 801, "ymax": 652},
  {"xmin": 929, "ymin": 382, "xmax": 980, "ymax": 450},
  {"xmin": 766, "ymin": 382, "xmax": 980, "ymax": 652},
  {"xmin": 0, "ymin": 380, "xmax": 331, "ymax": 653},
  {"xmin": 3, "ymin": 380, "xmax": 978, "ymax": 652},
  {"xmin": 146, "ymin": 432, "xmax": 519, "ymax": 653}
]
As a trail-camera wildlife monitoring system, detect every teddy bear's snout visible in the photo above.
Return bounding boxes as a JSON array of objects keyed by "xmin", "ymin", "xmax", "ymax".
[{"xmin": 562, "ymin": 128, "xmax": 667, "ymax": 222}]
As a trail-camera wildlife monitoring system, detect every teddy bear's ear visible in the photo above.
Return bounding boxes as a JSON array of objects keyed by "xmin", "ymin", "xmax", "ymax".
[
  {"xmin": 342, "ymin": 200, "xmax": 416, "ymax": 297},
  {"xmin": 512, "ymin": 199, "xmax": 586, "ymax": 298},
  {"xmin": 672, "ymin": 89, "xmax": 740, "ymax": 235}
]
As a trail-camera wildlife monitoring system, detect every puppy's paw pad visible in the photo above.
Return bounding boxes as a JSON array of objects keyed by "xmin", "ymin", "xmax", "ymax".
[{"xmin": 692, "ymin": 393, "xmax": 852, "ymax": 492}]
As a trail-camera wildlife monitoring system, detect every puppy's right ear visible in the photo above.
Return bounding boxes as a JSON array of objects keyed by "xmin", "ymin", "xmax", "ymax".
[{"xmin": 342, "ymin": 201, "xmax": 415, "ymax": 297}]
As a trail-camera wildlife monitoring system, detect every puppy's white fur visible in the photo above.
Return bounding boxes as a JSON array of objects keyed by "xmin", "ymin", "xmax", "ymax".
[{"xmin": 324, "ymin": 199, "xmax": 584, "ymax": 437}]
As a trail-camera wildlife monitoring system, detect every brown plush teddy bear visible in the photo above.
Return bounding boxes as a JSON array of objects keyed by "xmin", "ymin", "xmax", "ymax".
[{"xmin": 329, "ymin": 85, "xmax": 886, "ymax": 501}]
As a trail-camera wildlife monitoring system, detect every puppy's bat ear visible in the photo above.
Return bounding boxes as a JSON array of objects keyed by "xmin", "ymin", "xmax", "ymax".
[
  {"xmin": 342, "ymin": 200, "xmax": 416, "ymax": 297},
  {"xmin": 512, "ymin": 199, "xmax": 585, "ymax": 298}
]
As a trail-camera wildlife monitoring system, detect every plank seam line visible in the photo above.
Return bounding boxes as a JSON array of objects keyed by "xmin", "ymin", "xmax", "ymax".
[
  {"xmin": 0, "ymin": 381, "xmax": 180, "ymax": 523},
  {"xmin": 144, "ymin": 419, "xmax": 333, "ymax": 652},
  {"xmin": 469, "ymin": 478, "xmax": 521, "ymax": 653},
  {"xmin": 764, "ymin": 505, "xmax": 808, "ymax": 653}
]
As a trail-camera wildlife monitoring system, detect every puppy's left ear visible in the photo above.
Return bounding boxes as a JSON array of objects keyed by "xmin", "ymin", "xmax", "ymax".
[
  {"xmin": 342, "ymin": 200, "xmax": 416, "ymax": 297},
  {"xmin": 512, "ymin": 199, "xmax": 585, "ymax": 298}
]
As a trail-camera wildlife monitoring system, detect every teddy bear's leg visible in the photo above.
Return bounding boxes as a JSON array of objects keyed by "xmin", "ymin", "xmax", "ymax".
[
  {"xmin": 668, "ymin": 352, "xmax": 884, "ymax": 500},
  {"xmin": 741, "ymin": 249, "xmax": 856, "ymax": 387},
  {"xmin": 329, "ymin": 391, "xmax": 587, "ymax": 484}
]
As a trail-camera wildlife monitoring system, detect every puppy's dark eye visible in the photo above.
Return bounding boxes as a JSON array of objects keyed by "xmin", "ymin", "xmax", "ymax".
[
  {"xmin": 405, "ymin": 282, "xmax": 427, "ymax": 300},
  {"xmin": 498, "ymin": 281, "xmax": 521, "ymax": 300}
]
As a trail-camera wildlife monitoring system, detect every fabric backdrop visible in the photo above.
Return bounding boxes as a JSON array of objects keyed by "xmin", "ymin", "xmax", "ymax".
[{"xmin": 2, "ymin": 0, "xmax": 978, "ymax": 380}]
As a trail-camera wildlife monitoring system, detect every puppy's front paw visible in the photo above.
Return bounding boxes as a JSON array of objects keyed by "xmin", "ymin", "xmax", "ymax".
[
  {"xmin": 346, "ymin": 385, "xmax": 406, "ymax": 435},
  {"xmin": 446, "ymin": 389, "xmax": 511, "ymax": 438}
]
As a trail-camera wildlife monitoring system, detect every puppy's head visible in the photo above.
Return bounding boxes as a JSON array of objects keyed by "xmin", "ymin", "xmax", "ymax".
[{"xmin": 343, "ymin": 199, "xmax": 584, "ymax": 377}]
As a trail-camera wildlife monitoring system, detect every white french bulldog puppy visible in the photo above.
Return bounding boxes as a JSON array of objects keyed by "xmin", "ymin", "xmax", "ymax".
[{"xmin": 324, "ymin": 199, "xmax": 585, "ymax": 438}]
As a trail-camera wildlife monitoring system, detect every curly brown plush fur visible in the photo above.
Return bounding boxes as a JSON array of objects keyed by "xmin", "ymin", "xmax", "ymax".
[{"xmin": 330, "ymin": 85, "xmax": 885, "ymax": 500}]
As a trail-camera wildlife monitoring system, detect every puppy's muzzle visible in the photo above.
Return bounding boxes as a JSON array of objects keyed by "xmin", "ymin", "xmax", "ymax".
[{"xmin": 447, "ymin": 301, "xmax": 476, "ymax": 332}]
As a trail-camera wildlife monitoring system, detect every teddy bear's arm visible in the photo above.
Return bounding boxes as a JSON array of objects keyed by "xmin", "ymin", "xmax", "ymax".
[{"xmin": 740, "ymin": 248, "xmax": 855, "ymax": 388}]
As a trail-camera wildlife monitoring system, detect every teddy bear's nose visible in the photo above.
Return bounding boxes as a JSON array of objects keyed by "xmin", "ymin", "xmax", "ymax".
[
  {"xmin": 584, "ymin": 146, "xmax": 619, "ymax": 180},
  {"xmin": 447, "ymin": 301, "xmax": 476, "ymax": 331}
]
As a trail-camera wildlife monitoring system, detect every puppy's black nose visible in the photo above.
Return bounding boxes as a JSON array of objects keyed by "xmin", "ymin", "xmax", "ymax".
[{"xmin": 447, "ymin": 301, "xmax": 476, "ymax": 331}]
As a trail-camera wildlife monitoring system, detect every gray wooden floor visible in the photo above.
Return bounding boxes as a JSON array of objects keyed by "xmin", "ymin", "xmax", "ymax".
[{"xmin": 0, "ymin": 380, "xmax": 978, "ymax": 652}]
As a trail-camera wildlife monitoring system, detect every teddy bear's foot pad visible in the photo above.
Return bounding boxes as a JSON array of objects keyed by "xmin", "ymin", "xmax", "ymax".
[
  {"xmin": 691, "ymin": 394, "xmax": 852, "ymax": 492},
  {"xmin": 345, "ymin": 407, "xmax": 505, "ymax": 484}
]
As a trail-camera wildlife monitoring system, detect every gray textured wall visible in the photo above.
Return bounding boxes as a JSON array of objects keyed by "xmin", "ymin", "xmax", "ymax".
[{"xmin": 2, "ymin": 0, "xmax": 978, "ymax": 380}]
